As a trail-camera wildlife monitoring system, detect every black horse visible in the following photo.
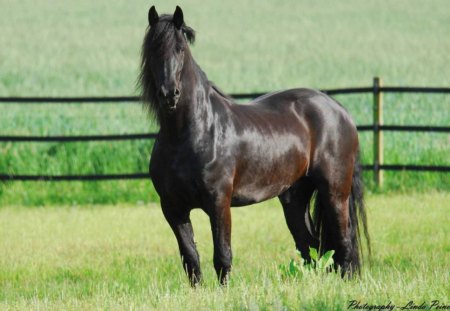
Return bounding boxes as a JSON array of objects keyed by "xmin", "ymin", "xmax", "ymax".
[{"xmin": 140, "ymin": 6, "xmax": 369, "ymax": 286}]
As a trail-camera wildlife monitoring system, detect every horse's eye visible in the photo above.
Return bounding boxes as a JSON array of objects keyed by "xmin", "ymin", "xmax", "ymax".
[{"xmin": 177, "ymin": 47, "xmax": 184, "ymax": 53}]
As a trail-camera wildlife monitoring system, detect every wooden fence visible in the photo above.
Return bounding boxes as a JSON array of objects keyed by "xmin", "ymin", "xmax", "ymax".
[{"xmin": 1, "ymin": 77, "xmax": 449, "ymax": 187}]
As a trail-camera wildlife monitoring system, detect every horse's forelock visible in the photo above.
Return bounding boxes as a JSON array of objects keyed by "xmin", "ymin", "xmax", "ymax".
[{"xmin": 145, "ymin": 15, "xmax": 195, "ymax": 51}]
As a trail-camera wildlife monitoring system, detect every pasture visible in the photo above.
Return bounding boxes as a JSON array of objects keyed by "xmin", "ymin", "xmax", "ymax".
[
  {"xmin": 0, "ymin": 0, "xmax": 449, "ymax": 309},
  {"xmin": 1, "ymin": 0, "xmax": 449, "ymax": 205},
  {"xmin": 1, "ymin": 193, "xmax": 449, "ymax": 310}
]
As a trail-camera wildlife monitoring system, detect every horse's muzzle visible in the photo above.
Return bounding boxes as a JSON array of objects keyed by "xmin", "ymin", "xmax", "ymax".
[
  {"xmin": 165, "ymin": 98, "xmax": 178, "ymax": 112},
  {"xmin": 158, "ymin": 87, "xmax": 180, "ymax": 112}
]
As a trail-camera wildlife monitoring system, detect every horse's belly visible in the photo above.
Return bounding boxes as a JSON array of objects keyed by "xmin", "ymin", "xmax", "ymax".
[
  {"xmin": 229, "ymin": 145, "xmax": 308, "ymax": 206},
  {"xmin": 231, "ymin": 182, "xmax": 293, "ymax": 207},
  {"xmin": 230, "ymin": 159, "xmax": 306, "ymax": 207}
]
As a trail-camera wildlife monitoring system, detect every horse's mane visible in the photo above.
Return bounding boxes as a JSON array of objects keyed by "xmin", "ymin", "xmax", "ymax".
[
  {"xmin": 210, "ymin": 83, "xmax": 234, "ymax": 102},
  {"xmin": 139, "ymin": 14, "xmax": 196, "ymax": 121}
]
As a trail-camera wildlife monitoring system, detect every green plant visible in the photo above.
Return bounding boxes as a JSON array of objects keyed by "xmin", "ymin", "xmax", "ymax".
[{"xmin": 279, "ymin": 247, "xmax": 335, "ymax": 278}]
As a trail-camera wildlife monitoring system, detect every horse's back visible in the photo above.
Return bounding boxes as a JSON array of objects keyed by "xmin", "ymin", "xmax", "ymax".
[
  {"xmin": 252, "ymin": 88, "xmax": 347, "ymax": 114},
  {"xmin": 250, "ymin": 88, "xmax": 357, "ymax": 134},
  {"xmin": 250, "ymin": 88, "xmax": 359, "ymax": 175}
]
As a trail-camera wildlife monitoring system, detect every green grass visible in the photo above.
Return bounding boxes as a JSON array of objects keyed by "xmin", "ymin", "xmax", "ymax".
[
  {"xmin": 1, "ymin": 0, "xmax": 450, "ymax": 205},
  {"xmin": 0, "ymin": 193, "xmax": 449, "ymax": 310}
]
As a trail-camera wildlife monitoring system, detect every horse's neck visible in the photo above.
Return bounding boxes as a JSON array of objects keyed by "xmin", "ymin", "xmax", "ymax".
[{"xmin": 158, "ymin": 60, "xmax": 216, "ymax": 143}]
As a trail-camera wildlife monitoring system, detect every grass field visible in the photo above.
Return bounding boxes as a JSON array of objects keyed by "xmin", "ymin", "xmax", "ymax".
[
  {"xmin": 1, "ymin": 2, "xmax": 448, "ymax": 309},
  {"xmin": 0, "ymin": 0, "xmax": 449, "ymax": 205},
  {"xmin": 1, "ymin": 193, "xmax": 449, "ymax": 310}
]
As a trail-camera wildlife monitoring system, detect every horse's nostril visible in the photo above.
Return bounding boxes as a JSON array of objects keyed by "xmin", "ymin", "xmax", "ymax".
[
  {"xmin": 158, "ymin": 88, "xmax": 168, "ymax": 99},
  {"xmin": 159, "ymin": 87, "xmax": 179, "ymax": 99}
]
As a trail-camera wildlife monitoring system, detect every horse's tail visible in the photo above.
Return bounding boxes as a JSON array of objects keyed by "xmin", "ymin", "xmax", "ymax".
[
  {"xmin": 312, "ymin": 151, "xmax": 370, "ymax": 274},
  {"xmin": 347, "ymin": 151, "xmax": 371, "ymax": 272}
]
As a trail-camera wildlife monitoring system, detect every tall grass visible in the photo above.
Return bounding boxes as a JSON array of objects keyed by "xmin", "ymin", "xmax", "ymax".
[{"xmin": 1, "ymin": 0, "xmax": 449, "ymax": 205}]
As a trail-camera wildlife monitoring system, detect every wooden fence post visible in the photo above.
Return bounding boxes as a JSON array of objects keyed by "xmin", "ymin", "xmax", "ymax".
[{"xmin": 373, "ymin": 77, "xmax": 384, "ymax": 187}]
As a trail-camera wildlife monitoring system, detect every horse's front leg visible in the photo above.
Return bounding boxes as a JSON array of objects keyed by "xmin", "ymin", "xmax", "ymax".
[
  {"xmin": 205, "ymin": 192, "xmax": 233, "ymax": 285},
  {"xmin": 161, "ymin": 200, "xmax": 202, "ymax": 286}
]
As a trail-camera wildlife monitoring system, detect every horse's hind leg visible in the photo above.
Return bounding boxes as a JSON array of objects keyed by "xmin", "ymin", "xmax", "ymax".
[
  {"xmin": 315, "ymin": 175, "xmax": 354, "ymax": 275},
  {"xmin": 279, "ymin": 177, "xmax": 318, "ymax": 261}
]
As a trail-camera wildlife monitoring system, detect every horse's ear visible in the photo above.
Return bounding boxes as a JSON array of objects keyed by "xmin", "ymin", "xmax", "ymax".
[
  {"xmin": 173, "ymin": 6, "xmax": 184, "ymax": 29},
  {"xmin": 148, "ymin": 5, "xmax": 159, "ymax": 27}
]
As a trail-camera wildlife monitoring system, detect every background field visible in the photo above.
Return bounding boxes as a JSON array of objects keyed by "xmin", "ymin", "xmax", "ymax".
[
  {"xmin": 1, "ymin": 2, "xmax": 449, "ymax": 309},
  {"xmin": 1, "ymin": 0, "xmax": 449, "ymax": 205},
  {"xmin": 1, "ymin": 193, "xmax": 449, "ymax": 310}
]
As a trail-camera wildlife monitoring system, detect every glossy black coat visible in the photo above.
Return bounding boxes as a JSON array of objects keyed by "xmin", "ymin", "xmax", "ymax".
[{"xmin": 140, "ymin": 6, "xmax": 369, "ymax": 285}]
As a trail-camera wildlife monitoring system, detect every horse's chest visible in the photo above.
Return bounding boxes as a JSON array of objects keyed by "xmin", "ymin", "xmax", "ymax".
[
  {"xmin": 150, "ymin": 149, "xmax": 202, "ymax": 199},
  {"xmin": 169, "ymin": 157, "xmax": 199, "ymax": 185}
]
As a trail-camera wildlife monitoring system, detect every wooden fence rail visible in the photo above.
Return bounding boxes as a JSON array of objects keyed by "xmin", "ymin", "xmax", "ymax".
[{"xmin": 1, "ymin": 77, "xmax": 450, "ymax": 186}]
